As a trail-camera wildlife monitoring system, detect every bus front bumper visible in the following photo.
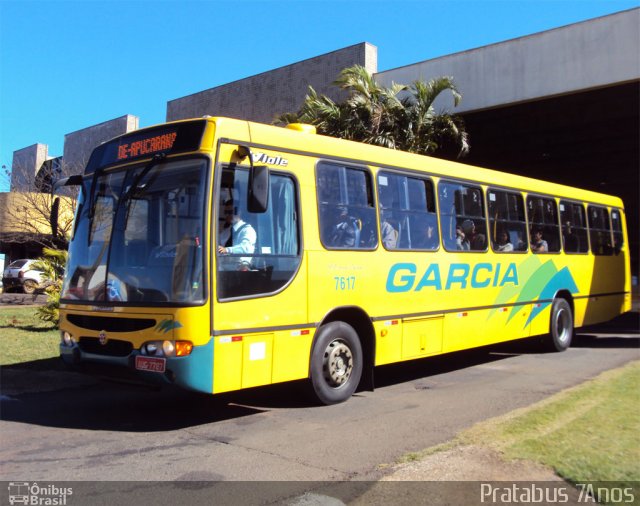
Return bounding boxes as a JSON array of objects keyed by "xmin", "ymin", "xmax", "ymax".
[{"xmin": 60, "ymin": 338, "xmax": 214, "ymax": 394}]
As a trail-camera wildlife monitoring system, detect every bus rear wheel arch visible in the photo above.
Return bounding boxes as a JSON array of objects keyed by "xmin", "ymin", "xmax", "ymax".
[
  {"xmin": 309, "ymin": 321, "xmax": 363, "ymax": 405},
  {"xmin": 546, "ymin": 296, "xmax": 574, "ymax": 352}
]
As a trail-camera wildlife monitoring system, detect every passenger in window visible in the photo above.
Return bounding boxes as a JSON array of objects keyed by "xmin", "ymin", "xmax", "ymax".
[
  {"xmin": 593, "ymin": 232, "xmax": 612, "ymax": 255},
  {"xmin": 416, "ymin": 223, "xmax": 438, "ymax": 250},
  {"xmin": 218, "ymin": 200, "xmax": 257, "ymax": 263},
  {"xmin": 381, "ymin": 212, "xmax": 398, "ymax": 249},
  {"xmin": 563, "ymin": 222, "xmax": 579, "ymax": 252},
  {"xmin": 461, "ymin": 219, "xmax": 485, "ymax": 251},
  {"xmin": 455, "ymin": 225, "xmax": 467, "ymax": 250},
  {"xmin": 327, "ymin": 207, "xmax": 358, "ymax": 248},
  {"xmin": 531, "ymin": 229, "xmax": 548, "ymax": 253},
  {"xmin": 495, "ymin": 230, "xmax": 514, "ymax": 252}
]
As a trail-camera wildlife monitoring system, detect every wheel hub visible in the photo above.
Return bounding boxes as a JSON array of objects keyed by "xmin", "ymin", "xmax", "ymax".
[{"xmin": 323, "ymin": 340, "xmax": 353, "ymax": 387}]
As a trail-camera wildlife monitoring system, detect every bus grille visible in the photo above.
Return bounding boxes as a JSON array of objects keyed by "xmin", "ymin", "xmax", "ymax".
[
  {"xmin": 79, "ymin": 337, "xmax": 134, "ymax": 357},
  {"xmin": 67, "ymin": 315, "xmax": 156, "ymax": 332}
]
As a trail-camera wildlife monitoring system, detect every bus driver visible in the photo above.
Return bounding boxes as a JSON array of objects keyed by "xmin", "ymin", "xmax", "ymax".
[{"xmin": 218, "ymin": 200, "xmax": 256, "ymax": 267}]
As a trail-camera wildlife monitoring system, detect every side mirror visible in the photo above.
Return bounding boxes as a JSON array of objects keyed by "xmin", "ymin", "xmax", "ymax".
[
  {"xmin": 52, "ymin": 174, "xmax": 83, "ymax": 194},
  {"xmin": 50, "ymin": 197, "xmax": 60, "ymax": 239},
  {"xmin": 248, "ymin": 165, "xmax": 269, "ymax": 213},
  {"xmin": 51, "ymin": 174, "xmax": 83, "ymax": 241}
]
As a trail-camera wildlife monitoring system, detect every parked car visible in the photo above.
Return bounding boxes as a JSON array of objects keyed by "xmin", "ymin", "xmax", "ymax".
[{"xmin": 2, "ymin": 259, "xmax": 43, "ymax": 294}]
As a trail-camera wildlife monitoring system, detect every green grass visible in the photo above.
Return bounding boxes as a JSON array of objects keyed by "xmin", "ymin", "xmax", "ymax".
[
  {"xmin": 460, "ymin": 361, "xmax": 640, "ymax": 501},
  {"xmin": 0, "ymin": 307, "xmax": 60, "ymax": 365}
]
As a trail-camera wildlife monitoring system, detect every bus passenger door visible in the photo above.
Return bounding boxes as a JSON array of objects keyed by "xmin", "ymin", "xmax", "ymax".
[{"xmin": 212, "ymin": 158, "xmax": 307, "ymax": 392}]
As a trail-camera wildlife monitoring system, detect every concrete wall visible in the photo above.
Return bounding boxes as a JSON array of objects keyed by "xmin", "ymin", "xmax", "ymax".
[
  {"xmin": 166, "ymin": 42, "xmax": 378, "ymax": 123},
  {"xmin": 375, "ymin": 9, "xmax": 640, "ymax": 113},
  {"xmin": 11, "ymin": 144, "xmax": 49, "ymax": 191},
  {"xmin": 63, "ymin": 114, "xmax": 139, "ymax": 174}
]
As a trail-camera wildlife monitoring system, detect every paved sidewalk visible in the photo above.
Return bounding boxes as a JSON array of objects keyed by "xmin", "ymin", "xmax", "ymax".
[{"xmin": 0, "ymin": 292, "xmax": 47, "ymax": 306}]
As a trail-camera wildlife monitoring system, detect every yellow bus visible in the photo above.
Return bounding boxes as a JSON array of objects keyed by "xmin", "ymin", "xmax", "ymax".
[{"xmin": 56, "ymin": 117, "xmax": 631, "ymax": 404}]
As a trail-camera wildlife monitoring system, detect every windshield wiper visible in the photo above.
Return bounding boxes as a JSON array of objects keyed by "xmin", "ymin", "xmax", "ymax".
[
  {"xmin": 122, "ymin": 153, "xmax": 166, "ymax": 203},
  {"xmin": 117, "ymin": 153, "xmax": 166, "ymax": 230}
]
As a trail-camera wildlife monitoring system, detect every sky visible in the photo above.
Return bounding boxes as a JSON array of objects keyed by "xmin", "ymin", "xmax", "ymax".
[{"xmin": 1, "ymin": 0, "xmax": 638, "ymax": 192}]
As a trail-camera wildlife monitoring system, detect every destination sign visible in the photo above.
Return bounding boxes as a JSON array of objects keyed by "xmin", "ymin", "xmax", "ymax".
[
  {"xmin": 117, "ymin": 132, "xmax": 177, "ymax": 161},
  {"xmin": 84, "ymin": 120, "xmax": 207, "ymax": 174}
]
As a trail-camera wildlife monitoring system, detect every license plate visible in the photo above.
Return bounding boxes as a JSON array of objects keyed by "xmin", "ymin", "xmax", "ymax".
[{"xmin": 135, "ymin": 356, "xmax": 166, "ymax": 373}]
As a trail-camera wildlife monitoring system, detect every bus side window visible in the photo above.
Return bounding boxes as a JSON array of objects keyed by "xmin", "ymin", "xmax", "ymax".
[
  {"xmin": 377, "ymin": 171, "xmax": 439, "ymax": 250},
  {"xmin": 487, "ymin": 189, "xmax": 527, "ymax": 253},
  {"xmin": 217, "ymin": 166, "xmax": 301, "ymax": 300},
  {"xmin": 439, "ymin": 180, "xmax": 487, "ymax": 252},
  {"xmin": 588, "ymin": 205, "xmax": 613, "ymax": 256},
  {"xmin": 611, "ymin": 209, "xmax": 624, "ymax": 254},
  {"xmin": 317, "ymin": 162, "xmax": 378, "ymax": 250},
  {"xmin": 559, "ymin": 201, "xmax": 589, "ymax": 254},
  {"xmin": 527, "ymin": 195, "xmax": 561, "ymax": 253}
]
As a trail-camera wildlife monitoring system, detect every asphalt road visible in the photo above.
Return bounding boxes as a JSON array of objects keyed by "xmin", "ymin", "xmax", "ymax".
[{"xmin": 0, "ymin": 312, "xmax": 638, "ymax": 502}]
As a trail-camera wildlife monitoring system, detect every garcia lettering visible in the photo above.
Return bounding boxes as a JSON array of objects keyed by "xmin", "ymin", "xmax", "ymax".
[{"xmin": 386, "ymin": 262, "xmax": 519, "ymax": 292}]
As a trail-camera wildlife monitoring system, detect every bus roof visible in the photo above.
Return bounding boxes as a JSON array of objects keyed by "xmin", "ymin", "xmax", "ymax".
[
  {"xmin": 90, "ymin": 116, "xmax": 624, "ymax": 209},
  {"xmin": 238, "ymin": 117, "xmax": 624, "ymax": 209}
]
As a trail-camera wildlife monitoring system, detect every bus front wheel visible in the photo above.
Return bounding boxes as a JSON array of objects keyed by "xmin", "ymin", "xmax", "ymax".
[
  {"xmin": 309, "ymin": 321, "xmax": 363, "ymax": 405},
  {"xmin": 546, "ymin": 298, "xmax": 574, "ymax": 352}
]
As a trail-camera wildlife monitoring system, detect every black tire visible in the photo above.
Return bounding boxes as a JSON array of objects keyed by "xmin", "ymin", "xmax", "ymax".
[
  {"xmin": 546, "ymin": 298, "xmax": 574, "ymax": 352},
  {"xmin": 309, "ymin": 321, "xmax": 363, "ymax": 405},
  {"xmin": 22, "ymin": 279, "xmax": 38, "ymax": 294}
]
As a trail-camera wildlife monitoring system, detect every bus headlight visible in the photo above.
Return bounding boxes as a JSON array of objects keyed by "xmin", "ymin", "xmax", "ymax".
[
  {"xmin": 162, "ymin": 340, "xmax": 175, "ymax": 356},
  {"xmin": 61, "ymin": 331, "xmax": 75, "ymax": 346},
  {"xmin": 144, "ymin": 342, "xmax": 159, "ymax": 355},
  {"xmin": 142, "ymin": 340, "xmax": 193, "ymax": 357}
]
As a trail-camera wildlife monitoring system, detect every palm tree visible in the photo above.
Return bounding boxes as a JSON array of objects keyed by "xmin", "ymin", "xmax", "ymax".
[
  {"xmin": 32, "ymin": 248, "xmax": 67, "ymax": 324},
  {"xmin": 276, "ymin": 65, "xmax": 469, "ymax": 158}
]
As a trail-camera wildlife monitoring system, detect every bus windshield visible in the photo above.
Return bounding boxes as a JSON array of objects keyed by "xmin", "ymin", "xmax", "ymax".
[{"xmin": 62, "ymin": 158, "xmax": 208, "ymax": 304}]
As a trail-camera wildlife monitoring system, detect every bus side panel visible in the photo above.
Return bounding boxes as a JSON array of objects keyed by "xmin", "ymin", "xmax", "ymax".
[
  {"xmin": 581, "ymin": 253, "xmax": 628, "ymax": 326},
  {"xmin": 528, "ymin": 303, "xmax": 553, "ymax": 338},
  {"xmin": 272, "ymin": 330, "xmax": 314, "ymax": 384},
  {"xmin": 573, "ymin": 296, "xmax": 589, "ymax": 328},
  {"xmin": 582, "ymin": 293, "xmax": 628, "ymax": 327},
  {"xmin": 212, "ymin": 329, "xmax": 314, "ymax": 393},
  {"xmin": 402, "ymin": 316, "xmax": 443, "ymax": 359},
  {"xmin": 241, "ymin": 333, "xmax": 274, "ymax": 389},
  {"xmin": 374, "ymin": 320, "xmax": 403, "ymax": 365},
  {"xmin": 213, "ymin": 338, "xmax": 243, "ymax": 393},
  {"xmin": 442, "ymin": 304, "xmax": 532, "ymax": 353}
]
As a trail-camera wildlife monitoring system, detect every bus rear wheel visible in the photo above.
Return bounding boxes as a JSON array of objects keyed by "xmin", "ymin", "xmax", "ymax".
[
  {"xmin": 546, "ymin": 298, "xmax": 574, "ymax": 352},
  {"xmin": 309, "ymin": 321, "xmax": 363, "ymax": 405}
]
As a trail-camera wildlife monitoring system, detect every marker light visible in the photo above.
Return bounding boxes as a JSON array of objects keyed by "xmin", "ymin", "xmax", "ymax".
[
  {"xmin": 286, "ymin": 123, "xmax": 316, "ymax": 134},
  {"xmin": 175, "ymin": 341, "xmax": 194, "ymax": 357}
]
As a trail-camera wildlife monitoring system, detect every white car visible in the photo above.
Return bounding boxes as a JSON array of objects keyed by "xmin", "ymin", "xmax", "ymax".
[{"xmin": 2, "ymin": 259, "xmax": 43, "ymax": 294}]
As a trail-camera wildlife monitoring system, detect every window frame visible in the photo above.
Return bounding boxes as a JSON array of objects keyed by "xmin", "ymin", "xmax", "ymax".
[
  {"xmin": 587, "ymin": 204, "xmax": 613, "ymax": 256},
  {"xmin": 486, "ymin": 187, "xmax": 528, "ymax": 254},
  {"xmin": 610, "ymin": 208, "xmax": 625, "ymax": 255},
  {"xmin": 215, "ymin": 162, "xmax": 303, "ymax": 302},
  {"xmin": 377, "ymin": 169, "xmax": 440, "ymax": 252},
  {"xmin": 526, "ymin": 193, "xmax": 562, "ymax": 254},
  {"xmin": 438, "ymin": 179, "xmax": 489, "ymax": 253},
  {"xmin": 558, "ymin": 199, "xmax": 590, "ymax": 255},
  {"xmin": 315, "ymin": 160, "xmax": 378, "ymax": 251}
]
